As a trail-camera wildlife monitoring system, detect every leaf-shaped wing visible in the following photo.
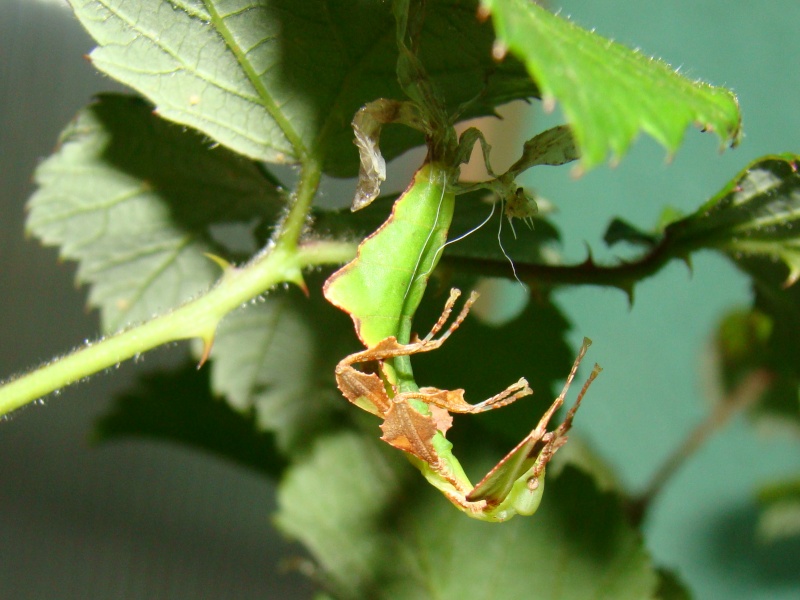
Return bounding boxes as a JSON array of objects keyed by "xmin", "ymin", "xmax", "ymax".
[{"xmin": 324, "ymin": 163, "xmax": 455, "ymax": 348}]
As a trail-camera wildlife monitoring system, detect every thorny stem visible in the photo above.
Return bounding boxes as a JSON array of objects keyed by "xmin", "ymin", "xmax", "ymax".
[
  {"xmin": 0, "ymin": 162, "xmax": 349, "ymax": 418},
  {"xmin": 626, "ymin": 369, "xmax": 774, "ymax": 527},
  {"xmin": 440, "ymin": 220, "xmax": 704, "ymax": 299}
]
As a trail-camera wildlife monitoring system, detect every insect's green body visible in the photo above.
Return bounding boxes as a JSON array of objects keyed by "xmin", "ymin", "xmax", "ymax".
[
  {"xmin": 324, "ymin": 135, "xmax": 599, "ymax": 522},
  {"xmin": 324, "ymin": 162, "xmax": 455, "ymax": 391},
  {"xmin": 323, "ymin": 1, "xmax": 598, "ymax": 521}
]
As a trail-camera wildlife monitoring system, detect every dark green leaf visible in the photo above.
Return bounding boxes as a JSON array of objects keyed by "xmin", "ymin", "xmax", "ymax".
[
  {"xmin": 604, "ymin": 218, "xmax": 660, "ymax": 249},
  {"xmin": 26, "ymin": 94, "xmax": 281, "ymax": 332},
  {"xmin": 716, "ymin": 259, "xmax": 800, "ymax": 430},
  {"xmin": 480, "ymin": 0, "xmax": 741, "ymax": 169},
  {"xmin": 316, "ymin": 188, "xmax": 560, "ymax": 268},
  {"xmin": 276, "ymin": 429, "xmax": 659, "ymax": 600},
  {"xmin": 667, "ymin": 155, "xmax": 800, "ymax": 283},
  {"xmin": 68, "ymin": 0, "xmax": 538, "ymax": 176},
  {"xmin": 209, "ymin": 282, "xmax": 355, "ymax": 451},
  {"xmin": 94, "ymin": 362, "xmax": 286, "ymax": 478}
]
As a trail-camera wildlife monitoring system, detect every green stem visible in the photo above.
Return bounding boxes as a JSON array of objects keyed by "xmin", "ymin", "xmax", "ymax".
[
  {"xmin": 0, "ymin": 238, "xmax": 354, "ymax": 417},
  {"xmin": 275, "ymin": 160, "xmax": 323, "ymax": 253}
]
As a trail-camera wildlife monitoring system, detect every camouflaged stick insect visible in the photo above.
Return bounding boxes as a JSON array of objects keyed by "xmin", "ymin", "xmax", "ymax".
[
  {"xmin": 324, "ymin": 0, "xmax": 600, "ymax": 521},
  {"xmin": 333, "ymin": 287, "xmax": 601, "ymax": 522},
  {"xmin": 323, "ymin": 119, "xmax": 599, "ymax": 520}
]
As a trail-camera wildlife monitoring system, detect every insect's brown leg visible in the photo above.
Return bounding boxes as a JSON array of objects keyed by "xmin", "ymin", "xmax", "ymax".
[
  {"xmin": 421, "ymin": 288, "xmax": 461, "ymax": 342},
  {"xmin": 335, "ymin": 288, "xmax": 481, "ymax": 373}
]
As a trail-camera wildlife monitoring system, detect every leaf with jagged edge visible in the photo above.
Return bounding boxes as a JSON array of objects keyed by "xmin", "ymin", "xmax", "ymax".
[
  {"xmin": 605, "ymin": 156, "xmax": 800, "ymax": 292},
  {"xmin": 93, "ymin": 362, "xmax": 287, "ymax": 478},
  {"xmin": 669, "ymin": 156, "xmax": 800, "ymax": 285},
  {"xmin": 208, "ymin": 283, "xmax": 356, "ymax": 452},
  {"xmin": 26, "ymin": 94, "xmax": 281, "ymax": 332},
  {"xmin": 605, "ymin": 156, "xmax": 800, "ymax": 427},
  {"xmin": 276, "ymin": 429, "xmax": 660, "ymax": 600},
  {"xmin": 673, "ymin": 157, "xmax": 800, "ymax": 430},
  {"xmin": 68, "ymin": 0, "xmax": 538, "ymax": 177},
  {"xmin": 479, "ymin": 0, "xmax": 741, "ymax": 170}
]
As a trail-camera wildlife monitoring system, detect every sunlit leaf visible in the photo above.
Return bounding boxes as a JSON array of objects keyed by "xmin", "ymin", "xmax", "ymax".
[
  {"xmin": 68, "ymin": 0, "xmax": 538, "ymax": 176},
  {"xmin": 480, "ymin": 0, "xmax": 741, "ymax": 169}
]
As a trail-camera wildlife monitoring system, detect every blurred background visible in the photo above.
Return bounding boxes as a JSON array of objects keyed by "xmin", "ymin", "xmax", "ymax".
[{"xmin": 1, "ymin": 0, "xmax": 799, "ymax": 598}]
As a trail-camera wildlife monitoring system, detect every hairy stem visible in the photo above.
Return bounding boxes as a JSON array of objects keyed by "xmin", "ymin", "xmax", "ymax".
[
  {"xmin": 626, "ymin": 369, "xmax": 774, "ymax": 527},
  {"xmin": 0, "ymin": 161, "xmax": 337, "ymax": 417},
  {"xmin": 0, "ymin": 237, "xmax": 354, "ymax": 417}
]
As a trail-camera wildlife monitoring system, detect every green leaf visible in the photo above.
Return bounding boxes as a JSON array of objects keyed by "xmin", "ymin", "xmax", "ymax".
[
  {"xmin": 276, "ymin": 430, "xmax": 659, "ymax": 599},
  {"xmin": 275, "ymin": 431, "xmax": 410, "ymax": 599},
  {"xmin": 480, "ymin": 0, "xmax": 741, "ymax": 170},
  {"xmin": 602, "ymin": 155, "xmax": 800, "ymax": 301},
  {"xmin": 757, "ymin": 477, "xmax": 800, "ymax": 542},
  {"xmin": 26, "ymin": 94, "xmax": 281, "ymax": 332},
  {"xmin": 94, "ymin": 362, "xmax": 286, "ymax": 478},
  {"xmin": 69, "ymin": 0, "xmax": 538, "ymax": 176},
  {"xmin": 661, "ymin": 156, "xmax": 800, "ymax": 428},
  {"xmin": 671, "ymin": 155, "xmax": 800, "ymax": 285},
  {"xmin": 604, "ymin": 217, "xmax": 660, "ymax": 249},
  {"xmin": 209, "ymin": 283, "xmax": 355, "ymax": 451}
]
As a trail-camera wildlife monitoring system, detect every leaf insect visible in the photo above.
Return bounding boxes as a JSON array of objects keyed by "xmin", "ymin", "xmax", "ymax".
[
  {"xmin": 333, "ymin": 288, "xmax": 602, "ymax": 522},
  {"xmin": 324, "ymin": 0, "xmax": 598, "ymax": 521}
]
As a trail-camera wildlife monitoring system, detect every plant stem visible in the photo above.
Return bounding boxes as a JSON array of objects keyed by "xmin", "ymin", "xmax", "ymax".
[
  {"xmin": 0, "ymin": 239, "xmax": 354, "ymax": 417},
  {"xmin": 626, "ymin": 368, "xmax": 773, "ymax": 527}
]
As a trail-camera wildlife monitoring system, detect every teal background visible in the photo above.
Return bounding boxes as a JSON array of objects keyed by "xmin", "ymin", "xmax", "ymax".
[
  {"xmin": 537, "ymin": 1, "xmax": 800, "ymax": 598},
  {"xmin": 0, "ymin": 0, "xmax": 798, "ymax": 598}
]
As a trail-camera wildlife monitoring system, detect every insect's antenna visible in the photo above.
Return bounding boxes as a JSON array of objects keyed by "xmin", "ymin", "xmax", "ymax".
[
  {"xmin": 403, "ymin": 179, "xmax": 448, "ymax": 302},
  {"xmin": 417, "ymin": 200, "xmax": 497, "ymax": 286},
  {"xmin": 497, "ymin": 199, "xmax": 524, "ymax": 287}
]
